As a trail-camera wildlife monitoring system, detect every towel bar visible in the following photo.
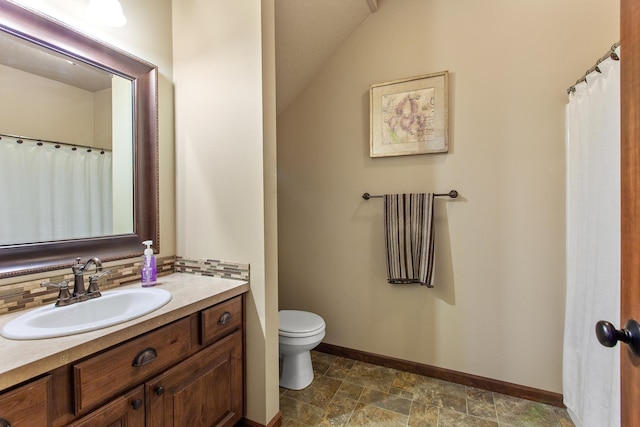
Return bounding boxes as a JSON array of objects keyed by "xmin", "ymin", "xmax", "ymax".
[{"xmin": 362, "ymin": 190, "xmax": 458, "ymax": 200}]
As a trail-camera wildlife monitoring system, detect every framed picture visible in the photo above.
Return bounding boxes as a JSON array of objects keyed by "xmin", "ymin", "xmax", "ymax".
[{"xmin": 369, "ymin": 71, "xmax": 449, "ymax": 157}]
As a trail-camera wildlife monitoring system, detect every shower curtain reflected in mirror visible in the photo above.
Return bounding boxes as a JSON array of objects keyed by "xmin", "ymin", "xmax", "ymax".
[
  {"xmin": 564, "ymin": 47, "xmax": 620, "ymax": 427},
  {"xmin": 0, "ymin": 136, "xmax": 112, "ymax": 245}
]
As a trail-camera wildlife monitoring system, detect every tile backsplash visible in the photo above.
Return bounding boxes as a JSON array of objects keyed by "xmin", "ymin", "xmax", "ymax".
[
  {"xmin": 174, "ymin": 257, "xmax": 250, "ymax": 281},
  {"xmin": 0, "ymin": 256, "xmax": 249, "ymax": 314}
]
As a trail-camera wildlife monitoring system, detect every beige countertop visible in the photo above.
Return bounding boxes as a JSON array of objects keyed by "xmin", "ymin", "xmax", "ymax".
[{"xmin": 0, "ymin": 273, "xmax": 249, "ymax": 392}]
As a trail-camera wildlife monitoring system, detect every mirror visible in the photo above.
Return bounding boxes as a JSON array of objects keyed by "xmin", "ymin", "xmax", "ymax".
[
  {"xmin": 0, "ymin": 0, "xmax": 158, "ymax": 278},
  {"xmin": 0, "ymin": 28, "xmax": 135, "ymax": 245}
]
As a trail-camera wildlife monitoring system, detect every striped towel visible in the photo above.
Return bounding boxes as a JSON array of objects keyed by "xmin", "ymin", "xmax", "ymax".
[{"xmin": 383, "ymin": 193, "xmax": 435, "ymax": 287}]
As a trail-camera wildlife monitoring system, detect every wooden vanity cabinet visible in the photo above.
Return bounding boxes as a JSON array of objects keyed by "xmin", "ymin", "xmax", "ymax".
[
  {"xmin": 6, "ymin": 293, "xmax": 246, "ymax": 427},
  {"xmin": 0, "ymin": 375, "xmax": 51, "ymax": 427},
  {"xmin": 146, "ymin": 330, "xmax": 243, "ymax": 426}
]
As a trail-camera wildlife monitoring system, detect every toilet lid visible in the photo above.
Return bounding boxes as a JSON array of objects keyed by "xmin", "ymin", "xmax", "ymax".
[{"xmin": 279, "ymin": 310, "xmax": 325, "ymax": 337}]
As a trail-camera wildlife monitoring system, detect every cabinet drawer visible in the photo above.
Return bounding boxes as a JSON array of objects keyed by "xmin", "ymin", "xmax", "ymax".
[
  {"xmin": 0, "ymin": 375, "xmax": 50, "ymax": 427},
  {"xmin": 73, "ymin": 317, "xmax": 192, "ymax": 414},
  {"xmin": 67, "ymin": 386, "xmax": 144, "ymax": 427},
  {"xmin": 201, "ymin": 296, "xmax": 242, "ymax": 346}
]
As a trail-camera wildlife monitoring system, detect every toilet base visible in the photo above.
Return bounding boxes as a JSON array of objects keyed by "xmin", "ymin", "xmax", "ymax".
[{"xmin": 279, "ymin": 350, "xmax": 314, "ymax": 390}]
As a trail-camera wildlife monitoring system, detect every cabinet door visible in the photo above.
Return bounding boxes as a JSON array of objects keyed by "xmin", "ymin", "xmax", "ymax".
[
  {"xmin": 146, "ymin": 330, "xmax": 243, "ymax": 427},
  {"xmin": 67, "ymin": 386, "xmax": 145, "ymax": 427},
  {"xmin": 0, "ymin": 375, "xmax": 50, "ymax": 427}
]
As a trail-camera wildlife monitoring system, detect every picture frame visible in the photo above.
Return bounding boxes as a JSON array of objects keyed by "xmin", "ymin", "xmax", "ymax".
[{"xmin": 369, "ymin": 71, "xmax": 449, "ymax": 157}]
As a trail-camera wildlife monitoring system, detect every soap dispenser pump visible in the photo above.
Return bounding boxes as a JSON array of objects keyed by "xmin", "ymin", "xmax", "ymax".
[{"xmin": 141, "ymin": 240, "xmax": 157, "ymax": 287}]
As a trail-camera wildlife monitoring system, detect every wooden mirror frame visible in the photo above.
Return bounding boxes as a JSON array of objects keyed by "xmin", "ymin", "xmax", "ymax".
[{"xmin": 0, "ymin": 0, "xmax": 159, "ymax": 278}]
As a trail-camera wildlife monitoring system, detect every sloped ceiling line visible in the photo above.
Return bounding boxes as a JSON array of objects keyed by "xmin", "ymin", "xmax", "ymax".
[{"xmin": 275, "ymin": 0, "xmax": 377, "ymax": 115}]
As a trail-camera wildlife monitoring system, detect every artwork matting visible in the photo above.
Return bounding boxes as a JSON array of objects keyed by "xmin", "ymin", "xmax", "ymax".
[{"xmin": 370, "ymin": 71, "xmax": 449, "ymax": 157}]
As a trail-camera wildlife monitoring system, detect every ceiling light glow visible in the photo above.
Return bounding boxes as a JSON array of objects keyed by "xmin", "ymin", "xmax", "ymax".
[{"xmin": 88, "ymin": 0, "xmax": 127, "ymax": 27}]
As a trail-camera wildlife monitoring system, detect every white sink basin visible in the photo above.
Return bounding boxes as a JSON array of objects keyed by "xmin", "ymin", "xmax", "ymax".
[{"xmin": 1, "ymin": 288, "xmax": 172, "ymax": 340}]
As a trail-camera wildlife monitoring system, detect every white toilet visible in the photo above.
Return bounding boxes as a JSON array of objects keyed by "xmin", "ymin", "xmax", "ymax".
[{"xmin": 278, "ymin": 310, "xmax": 326, "ymax": 390}]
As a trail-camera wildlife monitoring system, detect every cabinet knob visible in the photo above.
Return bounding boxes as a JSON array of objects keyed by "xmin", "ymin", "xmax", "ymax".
[
  {"xmin": 155, "ymin": 386, "xmax": 165, "ymax": 396},
  {"xmin": 0, "ymin": 418, "xmax": 10, "ymax": 427},
  {"xmin": 131, "ymin": 399, "xmax": 143, "ymax": 410}
]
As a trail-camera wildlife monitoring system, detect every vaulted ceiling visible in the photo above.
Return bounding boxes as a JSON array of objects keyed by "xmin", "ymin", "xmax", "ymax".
[{"xmin": 275, "ymin": 0, "xmax": 378, "ymax": 114}]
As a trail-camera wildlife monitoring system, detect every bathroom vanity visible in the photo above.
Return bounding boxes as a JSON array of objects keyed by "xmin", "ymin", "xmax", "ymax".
[{"xmin": 0, "ymin": 273, "xmax": 248, "ymax": 427}]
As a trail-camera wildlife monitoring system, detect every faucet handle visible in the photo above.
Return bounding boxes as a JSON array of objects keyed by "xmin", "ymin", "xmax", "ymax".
[
  {"xmin": 41, "ymin": 280, "xmax": 69, "ymax": 290},
  {"xmin": 89, "ymin": 270, "xmax": 110, "ymax": 281},
  {"xmin": 41, "ymin": 280, "xmax": 72, "ymax": 306},
  {"xmin": 87, "ymin": 270, "xmax": 110, "ymax": 299}
]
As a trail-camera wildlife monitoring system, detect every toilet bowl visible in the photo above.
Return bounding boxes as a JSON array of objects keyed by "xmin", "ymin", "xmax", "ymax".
[{"xmin": 279, "ymin": 310, "xmax": 326, "ymax": 390}]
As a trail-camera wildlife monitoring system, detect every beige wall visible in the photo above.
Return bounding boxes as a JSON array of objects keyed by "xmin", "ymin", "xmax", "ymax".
[
  {"xmin": 172, "ymin": 0, "xmax": 278, "ymax": 424},
  {"xmin": 112, "ymin": 76, "xmax": 133, "ymax": 234},
  {"xmin": 93, "ymin": 87, "xmax": 112, "ymax": 149},
  {"xmin": 0, "ymin": 64, "xmax": 95, "ymax": 145},
  {"xmin": 0, "ymin": 64, "xmax": 114, "ymax": 149},
  {"xmin": 277, "ymin": 0, "xmax": 618, "ymax": 393},
  {"xmin": 262, "ymin": 0, "xmax": 281, "ymax": 422}
]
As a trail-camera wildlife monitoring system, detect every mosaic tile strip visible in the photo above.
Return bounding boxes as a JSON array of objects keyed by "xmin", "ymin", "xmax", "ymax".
[
  {"xmin": 174, "ymin": 256, "xmax": 250, "ymax": 281},
  {"xmin": 0, "ymin": 256, "xmax": 176, "ymax": 314}
]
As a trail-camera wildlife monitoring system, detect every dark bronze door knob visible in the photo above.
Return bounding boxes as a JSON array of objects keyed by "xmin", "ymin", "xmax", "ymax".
[{"xmin": 596, "ymin": 319, "xmax": 640, "ymax": 356}]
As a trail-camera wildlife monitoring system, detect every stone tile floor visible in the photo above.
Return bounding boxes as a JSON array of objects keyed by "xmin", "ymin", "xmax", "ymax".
[{"xmin": 280, "ymin": 351, "xmax": 575, "ymax": 427}]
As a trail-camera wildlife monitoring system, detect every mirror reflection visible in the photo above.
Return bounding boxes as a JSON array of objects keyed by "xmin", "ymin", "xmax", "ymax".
[{"xmin": 0, "ymin": 29, "xmax": 134, "ymax": 245}]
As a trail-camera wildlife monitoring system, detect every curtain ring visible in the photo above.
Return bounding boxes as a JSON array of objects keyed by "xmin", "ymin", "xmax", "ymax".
[{"xmin": 611, "ymin": 43, "xmax": 620, "ymax": 61}]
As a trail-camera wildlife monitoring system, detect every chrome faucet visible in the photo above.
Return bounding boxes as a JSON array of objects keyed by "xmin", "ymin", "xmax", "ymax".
[{"xmin": 41, "ymin": 257, "xmax": 109, "ymax": 306}]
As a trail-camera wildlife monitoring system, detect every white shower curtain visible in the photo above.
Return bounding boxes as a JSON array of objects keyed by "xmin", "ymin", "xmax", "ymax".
[
  {"xmin": 0, "ymin": 136, "xmax": 113, "ymax": 245},
  {"xmin": 563, "ymin": 47, "xmax": 620, "ymax": 427}
]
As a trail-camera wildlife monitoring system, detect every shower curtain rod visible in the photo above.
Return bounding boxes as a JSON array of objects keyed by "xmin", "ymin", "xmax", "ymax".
[
  {"xmin": 0, "ymin": 132, "xmax": 110, "ymax": 153},
  {"xmin": 567, "ymin": 42, "xmax": 620, "ymax": 94},
  {"xmin": 362, "ymin": 190, "xmax": 458, "ymax": 200}
]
